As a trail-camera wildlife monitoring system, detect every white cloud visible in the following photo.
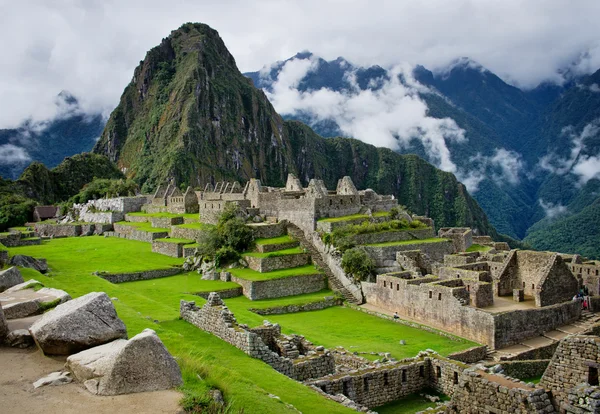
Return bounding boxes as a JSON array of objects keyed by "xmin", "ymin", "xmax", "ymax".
[
  {"xmin": 0, "ymin": 144, "xmax": 31, "ymax": 164},
  {"xmin": 539, "ymin": 119, "xmax": 600, "ymax": 184},
  {"xmin": 457, "ymin": 148, "xmax": 525, "ymax": 192},
  {"xmin": 266, "ymin": 58, "xmax": 465, "ymax": 173},
  {"xmin": 539, "ymin": 199, "xmax": 568, "ymax": 218},
  {"xmin": 1, "ymin": 1, "xmax": 600, "ymax": 128}
]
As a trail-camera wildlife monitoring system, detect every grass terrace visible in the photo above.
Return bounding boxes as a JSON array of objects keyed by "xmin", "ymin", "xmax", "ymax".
[
  {"xmin": 255, "ymin": 235, "xmax": 296, "ymax": 245},
  {"xmin": 317, "ymin": 211, "xmax": 390, "ymax": 223},
  {"xmin": 244, "ymin": 247, "xmax": 304, "ymax": 258},
  {"xmin": 9, "ymin": 226, "xmax": 32, "ymax": 232},
  {"xmin": 365, "ymin": 237, "xmax": 449, "ymax": 247},
  {"xmin": 229, "ymin": 264, "xmax": 321, "ymax": 281},
  {"xmin": 174, "ymin": 222, "xmax": 213, "ymax": 230},
  {"xmin": 466, "ymin": 244, "xmax": 492, "ymax": 252},
  {"xmin": 155, "ymin": 238, "xmax": 196, "ymax": 244},
  {"xmin": 375, "ymin": 391, "xmax": 450, "ymax": 414},
  {"xmin": 116, "ymin": 221, "xmax": 170, "ymax": 233}
]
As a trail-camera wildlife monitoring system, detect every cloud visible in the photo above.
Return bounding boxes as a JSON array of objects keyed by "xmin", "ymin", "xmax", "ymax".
[
  {"xmin": 266, "ymin": 57, "xmax": 465, "ymax": 173},
  {"xmin": 456, "ymin": 148, "xmax": 525, "ymax": 192},
  {"xmin": 0, "ymin": 144, "xmax": 31, "ymax": 164},
  {"xmin": 539, "ymin": 199, "xmax": 568, "ymax": 218},
  {"xmin": 539, "ymin": 118, "xmax": 600, "ymax": 184},
  {"xmin": 1, "ymin": 1, "xmax": 600, "ymax": 128}
]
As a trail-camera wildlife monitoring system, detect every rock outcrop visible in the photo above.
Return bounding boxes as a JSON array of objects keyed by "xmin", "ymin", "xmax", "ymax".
[
  {"xmin": 66, "ymin": 329, "xmax": 182, "ymax": 395},
  {"xmin": 29, "ymin": 292, "xmax": 127, "ymax": 355},
  {"xmin": 0, "ymin": 267, "xmax": 24, "ymax": 292},
  {"xmin": 2, "ymin": 287, "xmax": 71, "ymax": 319},
  {"xmin": 9, "ymin": 255, "xmax": 48, "ymax": 274}
]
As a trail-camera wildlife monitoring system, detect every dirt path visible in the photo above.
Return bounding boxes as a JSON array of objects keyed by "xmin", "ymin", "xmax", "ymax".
[{"xmin": 0, "ymin": 346, "xmax": 183, "ymax": 414}]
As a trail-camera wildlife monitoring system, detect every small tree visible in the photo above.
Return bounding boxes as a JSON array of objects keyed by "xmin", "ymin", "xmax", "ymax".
[{"xmin": 341, "ymin": 247, "xmax": 376, "ymax": 283}]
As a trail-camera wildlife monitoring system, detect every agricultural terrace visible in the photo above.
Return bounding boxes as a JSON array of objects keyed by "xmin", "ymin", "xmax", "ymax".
[{"xmin": 7, "ymin": 236, "xmax": 477, "ymax": 413}]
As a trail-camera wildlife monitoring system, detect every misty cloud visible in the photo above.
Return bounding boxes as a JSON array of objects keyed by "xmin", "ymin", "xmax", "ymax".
[
  {"xmin": 265, "ymin": 57, "xmax": 465, "ymax": 173},
  {"xmin": 539, "ymin": 119, "xmax": 600, "ymax": 184},
  {"xmin": 539, "ymin": 199, "xmax": 568, "ymax": 218},
  {"xmin": 2, "ymin": 1, "xmax": 600, "ymax": 129},
  {"xmin": 456, "ymin": 149, "xmax": 525, "ymax": 192},
  {"xmin": 0, "ymin": 144, "xmax": 31, "ymax": 164}
]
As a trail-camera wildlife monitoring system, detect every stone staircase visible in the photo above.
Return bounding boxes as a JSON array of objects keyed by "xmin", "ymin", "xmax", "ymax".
[{"xmin": 286, "ymin": 224, "xmax": 361, "ymax": 304}]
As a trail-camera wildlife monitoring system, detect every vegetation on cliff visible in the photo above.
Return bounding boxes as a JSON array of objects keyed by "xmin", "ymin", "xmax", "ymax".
[{"xmin": 94, "ymin": 22, "xmax": 498, "ymax": 237}]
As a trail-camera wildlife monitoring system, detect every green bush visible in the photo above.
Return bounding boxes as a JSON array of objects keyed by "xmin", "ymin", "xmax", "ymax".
[
  {"xmin": 197, "ymin": 204, "xmax": 254, "ymax": 266},
  {"xmin": 69, "ymin": 178, "xmax": 139, "ymax": 204},
  {"xmin": 341, "ymin": 247, "xmax": 375, "ymax": 283}
]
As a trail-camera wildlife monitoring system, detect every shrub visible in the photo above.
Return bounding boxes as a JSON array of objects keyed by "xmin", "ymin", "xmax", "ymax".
[
  {"xmin": 341, "ymin": 247, "xmax": 375, "ymax": 283},
  {"xmin": 69, "ymin": 178, "xmax": 139, "ymax": 204}
]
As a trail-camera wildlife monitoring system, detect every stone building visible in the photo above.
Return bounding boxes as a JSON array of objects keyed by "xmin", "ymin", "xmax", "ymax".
[
  {"xmin": 146, "ymin": 184, "xmax": 199, "ymax": 214},
  {"xmin": 33, "ymin": 206, "xmax": 58, "ymax": 222},
  {"xmin": 564, "ymin": 254, "xmax": 600, "ymax": 295}
]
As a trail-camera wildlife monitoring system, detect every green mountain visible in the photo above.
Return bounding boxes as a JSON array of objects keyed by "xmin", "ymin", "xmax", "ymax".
[
  {"xmin": 0, "ymin": 153, "xmax": 123, "ymax": 230},
  {"xmin": 93, "ymin": 23, "xmax": 498, "ymax": 237}
]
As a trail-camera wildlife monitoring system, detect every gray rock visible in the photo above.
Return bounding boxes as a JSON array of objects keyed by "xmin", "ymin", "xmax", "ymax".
[
  {"xmin": 4, "ymin": 279, "xmax": 43, "ymax": 293},
  {"xmin": 33, "ymin": 371, "xmax": 72, "ymax": 388},
  {"xmin": 9, "ymin": 255, "xmax": 48, "ymax": 274},
  {"xmin": 210, "ymin": 389, "xmax": 225, "ymax": 406},
  {"xmin": 6, "ymin": 329, "xmax": 34, "ymax": 348},
  {"xmin": 0, "ymin": 305, "xmax": 7, "ymax": 340},
  {"xmin": 4, "ymin": 300, "xmax": 40, "ymax": 319},
  {"xmin": 66, "ymin": 328, "xmax": 183, "ymax": 396},
  {"xmin": 399, "ymin": 339, "xmax": 406, "ymax": 345},
  {"xmin": 2, "ymin": 287, "xmax": 70, "ymax": 319},
  {"xmin": 29, "ymin": 292, "xmax": 127, "ymax": 355},
  {"xmin": 0, "ymin": 267, "xmax": 24, "ymax": 292}
]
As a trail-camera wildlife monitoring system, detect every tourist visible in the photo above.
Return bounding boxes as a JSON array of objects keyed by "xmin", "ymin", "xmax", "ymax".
[{"xmin": 393, "ymin": 312, "xmax": 399, "ymax": 320}]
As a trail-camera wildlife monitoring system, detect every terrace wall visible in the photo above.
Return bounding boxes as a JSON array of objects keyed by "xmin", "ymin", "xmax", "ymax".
[
  {"xmin": 244, "ymin": 253, "xmax": 311, "ymax": 272},
  {"xmin": 230, "ymin": 273, "xmax": 326, "ymax": 300},
  {"xmin": 152, "ymin": 240, "xmax": 190, "ymax": 257},
  {"xmin": 362, "ymin": 240, "xmax": 454, "ymax": 265},
  {"xmin": 249, "ymin": 297, "xmax": 342, "ymax": 315},
  {"xmin": 350, "ymin": 228, "xmax": 435, "ymax": 245},
  {"xmin": 170, "ymin": 226, "xmax": 206, "ymax": 240},
  {"xmin": 97, "ymin": 267, "xmax": 181, "ymax": 283},
  {"xmin": 248, "ymin": 221, "xmax": 287, "ymax": 238},
  {"xmin": 35, "ymin": 223, "xmax": 81, "ymax": 238}
]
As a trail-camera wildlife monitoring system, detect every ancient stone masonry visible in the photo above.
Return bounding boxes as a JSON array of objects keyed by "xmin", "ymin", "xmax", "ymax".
[
  {"xmin": 446, "ymin": 346, "xmax": 489, "ymax": 364},
  {"xmin": 244, "ymin": 252, "xmax": 311, "ymax": 273},
  {"xmin": 496, "ymin": 250, "xmax": 579, "ymax": 307},
  {"xmin": 73, "ymin": 196, "xmax": 149, "ymax": 224},
  {"xmin": 96, "ymin": 267, "xmax": 181, "ymax": 283},
  {"xmin": 145, "ymin": 184, "xmax": 198, "ymax": 214},
  {"xmin": 540, "ymin": 335, "xmax": 600, "ymax": 406},
  {"xmin": 180, "ymin": 294, "xmax": 335, "ymax": 381},
  {"xmin": 308, "ymin": 352, "xmax": 466, "ymax": 409},
  {"xmin": 151, "ymin": 239, "xmax": 193, "ymax": 258},
  {"xmin": 362, "ymin": 240, "xmax": 455, "ymax": 266},
  {"xmin": 563, "ymin": 384, "xmax": 600, "ymax": 413},
  {"xmin": 447, "ymin": 369, "xmax": 555, "ymax": 413},
  {"xmin": 564, "ymin": 254, "xmax": 600, "ymax": 296},
  {"xmin": 230, "ymin": 273, "xmax": 326, "ymax": 300},
  {"xmin": 248, "ymin": 297, "xmax": 342, "ymax": 315},
  {"xmin": 438, "ymin": 227, "xmax": 473, "ymax": 252}
]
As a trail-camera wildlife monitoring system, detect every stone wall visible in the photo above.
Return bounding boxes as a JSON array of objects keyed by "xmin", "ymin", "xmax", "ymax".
[
  {"xmin": 448, "ymin": 370, "xmax": 555, "ymax": 413},
  {"xmin": 75, "ymin": 196, "xmax": 148, "ymax": 223},
  {"xmin": 79, "ymin": 211, "xmax": 124, "ymax": 224},
  {"xmin": 249, "ymin": 297, "xmax": 342, "ymax": 315},
  {"xmin": 563, "ymin": 384, "xmax": 600, "ymax": 413},
  {"xmin": 35, "ymin": 223, "xmax": 81, "ymax": 237},
  {"xmin": 446, "ymin": 346, "xmax": 488, "ymax": 364},
  {"xmin": 350, "ymin": 228, "xmax": 435, "ymax": 245},
  {"xmin": 256, "ymin": 240, "xmax": 299, "ymax": 253},
  {"xmin": 152, "ymin": 240, "xmax": 189, "ymax": 257},
  {"xmin": 112, "ymin": 224, "xmax": 169, "ymax": 242},
  {"xmin": 437, "ymin": 228, "xmax": 473, "ymax": 252},
  {"xmin": 231, "ymin": 273, "xmax": 326, "ymax": 300},
  {"xmin": 540, "ymin": 335, "xmax": 600, "ymax": 405},
  {"xmin": 180, "ymin": 295, "xmax": 335, "ymax": 381},
  {"xmin": 362, "ymin": 240, "xmax": 455, "ymax": 265},
  {"xmin": 244, "ymin": 252, "xmax": 310, "ymax": 272},
  {"xmin": 192, "ymin": 287, "xmax": 243, "ymax": 299},
  {"xmin": 363, "ymin": 274, "xmax": 496, "ymax": 346},
  {"xmin": 495, "ymin": 359, "xmax": 550, "ymax": 381},
  {"xmin": 247, "ymin": 221, "xmax": 287, "ymax": 239},
  {"xmin": 97, "ymin": 267, "xmax": 181, "ymax": 283},
  {"xmin": 493, "ymin": 301, "xmax": 581, "ymax": 349},
  {"xmin": 150, "ymin": 216, "xmax": 184, "ymax": 228},
  {"xmin": 316, "ymin": 215, "xmax": 390, "ymax": 233},
  {"xmin": 170, "ymin": 226, "xmax": 206, "ymax": 241}
]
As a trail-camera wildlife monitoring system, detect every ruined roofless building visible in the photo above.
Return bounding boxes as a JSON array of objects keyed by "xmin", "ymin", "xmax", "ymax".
[{"xmin": 197, "ymin": 174, "xmax": 398, "ymax": 231}]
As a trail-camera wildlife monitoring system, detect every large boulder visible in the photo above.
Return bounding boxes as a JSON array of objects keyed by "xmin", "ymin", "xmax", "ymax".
[
  {"xmin": 8, "ymin": 255, "xmax": 48, "ymax": 274},
  {"xmin": 29, "ymin": 292, "xmax": 127, "ymax": 355},
  {"xmin": 66, "ymin": 329, "xmax": 183, "ymax": 396},
  {"xmin": 4, "ymin": 279, "xmax": 43, "ymax": 293},
  {"xmin": 0, "ymin": 267, "xmax": 24, "ymax": 292},
  {"xmin": 2, "ymin": 287, "xmax": 71, "ymax": 319}
]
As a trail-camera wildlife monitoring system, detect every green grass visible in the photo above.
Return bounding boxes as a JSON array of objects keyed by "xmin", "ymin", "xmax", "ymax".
[
  {"xmin": 520, "ymin": 375, "xmax": 542, "ymax": 384},
  {"xmin": 317, "ymin": 212, "xmax": 389, "ymax": 223},
  {"xmin": 255, "ymin": 235, "xmax": 295, "ymax": 245},
  {"xmin": 244, "ymin": 247, "xmax": 304, "ymax": 258},
  {"xmin": 229, "ymin": 265, "xmax": 322, "ymax": 281},
  {"xmin": 116, "ymin": 221, "xmax": 170, "ymax": 233},
  {"xmin": 155, "ymin": 238, "xmax": 196, "ymax": 244},
  {"xmin": 365, "ymin": 238, "xmax": 449, "ymax": 247},
  {"xmin": 466, "ymin": 244, "xmax": 492, "ymax": 252},
  {"xmin": 7, "ymin": 237, "xmax": 354, "ymax": 414},
  {"xmin": 9, "ymin": 226, "xmax": 31, "ymax": 231},
  {"xmin": 375, "ymin": 391, "xmax": 450, "ymax": 414},
  {"xmin": 266, "ymin": 307, "xmax": 478, "ymax": 360},
  {"xmin": 174, "ymin": 222, "xmax": 213, "ymax": 230}
]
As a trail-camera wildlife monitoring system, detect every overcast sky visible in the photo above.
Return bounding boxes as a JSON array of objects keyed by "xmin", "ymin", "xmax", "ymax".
[{"xmin": 1, "ymin": 0, "xmax": 600, "ymax": 129}]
